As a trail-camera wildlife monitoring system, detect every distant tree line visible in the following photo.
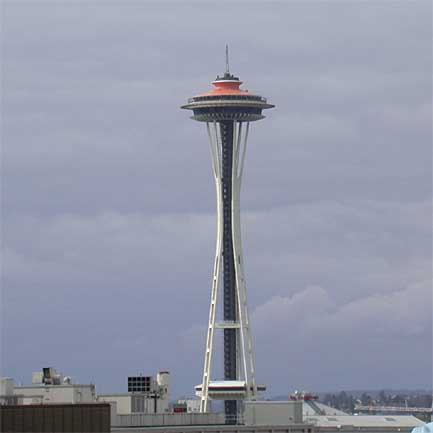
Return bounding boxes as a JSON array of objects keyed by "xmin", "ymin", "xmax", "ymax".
[
  {"xmin": 322, "ymin": 391, "xmax": 356, "ymax": 413},
  {"xmin": 321, "ymin": 391, "xmax": 432, "ymax": 413}
]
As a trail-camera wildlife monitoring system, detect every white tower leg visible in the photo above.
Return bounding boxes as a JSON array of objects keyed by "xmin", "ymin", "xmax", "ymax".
[
  {"xmin": 200, "ymin": 120, "xmax": 258, "ymax": 412},
  {"xmin": 200, "ymin": 121, "xmax": 223, "ymax": 412},
  {"xmin": 231, "ymin": 121, "xmax": 257, "ymax": 399}
]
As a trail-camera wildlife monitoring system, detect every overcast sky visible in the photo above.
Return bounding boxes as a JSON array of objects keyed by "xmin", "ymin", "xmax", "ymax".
[{"xmin": 1, "ymin": 1, "xmax": 432, "ymax": 398}]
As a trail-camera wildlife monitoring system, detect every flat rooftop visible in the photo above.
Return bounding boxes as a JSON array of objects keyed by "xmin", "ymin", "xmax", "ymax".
[{"xmin": 304, "ymin": 415, "xmax": 425, "ymax": 428}]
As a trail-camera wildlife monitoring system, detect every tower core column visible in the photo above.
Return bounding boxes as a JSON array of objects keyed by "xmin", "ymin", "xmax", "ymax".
[
  {"xmin": 220, "ymin": 120, "xmax": 238, "ymax": 418},
  {"xmin": 221, "ymin": 120, "xmax": 237, "ymax": 381}
]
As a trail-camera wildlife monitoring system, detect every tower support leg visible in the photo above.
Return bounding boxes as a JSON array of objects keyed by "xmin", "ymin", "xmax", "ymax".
[
  {"xmin": 200, "ymin": 122, "xmax": 223, "ymax": 413},
  {"xmin": 199, "ymin": 120, "xmax": 257, "ymax": 424}
]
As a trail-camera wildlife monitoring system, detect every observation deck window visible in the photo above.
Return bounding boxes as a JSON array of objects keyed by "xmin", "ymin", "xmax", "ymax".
[{"xmin": 188, "ymin": 95, "xmax": 267, "ymax": 104}]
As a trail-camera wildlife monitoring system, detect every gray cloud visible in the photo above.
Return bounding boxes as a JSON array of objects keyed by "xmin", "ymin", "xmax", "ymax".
[
  {"xmin": 253, "ymin": 279, "xmax": 431, "ymax": 391},
  {"xmin": 2, "ymin": 1, "xmax": 431, "ymax": 396}
]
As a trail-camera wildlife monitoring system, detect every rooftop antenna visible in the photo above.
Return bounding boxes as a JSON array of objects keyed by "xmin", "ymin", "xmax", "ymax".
[{"xmin": 225, "ymin": 44, "xmax": 230, "ymax": 75}]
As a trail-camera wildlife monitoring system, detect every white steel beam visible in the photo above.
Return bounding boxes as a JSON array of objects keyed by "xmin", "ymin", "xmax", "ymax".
[
  {"xmin": 200, "ymin": 120, "xmax": 258, "ymax": 412},
  {"xmin": 200, "ymin": 122, "xmax": 223, "ymax": 413}
]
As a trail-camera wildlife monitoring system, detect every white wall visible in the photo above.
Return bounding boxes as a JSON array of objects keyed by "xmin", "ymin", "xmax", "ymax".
[
  {"xmin": 113, "ymin": 412, "xmax": 225, "ymax": 427},
  {"xmin": 15, "ymin": 385, "xmax": 95, "ymax": 404},
  {"xmin": 21, "ymin": 395, "xmax": 43, "ymax": 404},
  {"xmin": 157, "ymin": 394, "xmax": 170, "ymax": 413},
  {"xmin": 177, "ymin": 399, "xmax": 201, "ymax": 413},
  {"xmin": 244, "ymin": 400, "xmax": 303, "ymax": 426},
  {"xmin": 45, "ymin": 386, "xmax": 74, "ymax": 403},
  {"xmin": 0, "ymin": 378, "xmax": 14, "ymax": 396},
  {"xmin": 97, "ymin": 395, "xmax": 131, "ymax": 415},
  {"xmin": 97, "ymin": 394, "xmax": 171, "ymax": 415},
  {"xmin": 73, "ymin": 385, "xmax": 95, "ymax": 403}
]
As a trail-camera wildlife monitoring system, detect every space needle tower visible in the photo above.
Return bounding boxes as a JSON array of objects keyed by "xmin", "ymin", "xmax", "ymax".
[{"xmin": 181, "ymin": 47, "xmax": 274, "ymax": 421}]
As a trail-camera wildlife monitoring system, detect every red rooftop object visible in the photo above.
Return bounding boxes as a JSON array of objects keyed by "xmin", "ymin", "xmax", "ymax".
[{"xmin": 197, "ymin": 79, "xmax": 253, "ymax": 97}]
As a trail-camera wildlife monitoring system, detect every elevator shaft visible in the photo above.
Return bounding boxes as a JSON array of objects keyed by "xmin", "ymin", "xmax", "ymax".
[{"xmin": 220, "ymin": 121, "xmax": 238, "ymax": 419}]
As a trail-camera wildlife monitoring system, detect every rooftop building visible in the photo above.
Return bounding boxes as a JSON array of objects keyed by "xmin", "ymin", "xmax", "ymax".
[{"xmin": 97, "ymin": 371, "xmax": 170, "ymax": 415}]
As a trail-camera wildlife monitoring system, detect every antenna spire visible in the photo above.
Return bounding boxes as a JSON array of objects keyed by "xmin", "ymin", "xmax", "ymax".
[{"xmin": 225, "ymin": 44, "xmax": 230, "ymax": 74}]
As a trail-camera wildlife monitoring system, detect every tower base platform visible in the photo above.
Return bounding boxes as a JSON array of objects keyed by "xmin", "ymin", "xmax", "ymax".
[{"xmin": 195, "ymin": 381, "xmax": 266, "ymax": 400}]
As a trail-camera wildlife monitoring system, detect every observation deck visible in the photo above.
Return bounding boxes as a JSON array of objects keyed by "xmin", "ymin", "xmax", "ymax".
[{"xmin": 181, "ymin": 72, "xmax": 274, "ymax": 122}]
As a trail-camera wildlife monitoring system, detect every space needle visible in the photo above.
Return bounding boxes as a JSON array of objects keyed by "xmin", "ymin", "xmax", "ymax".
[{"xmin": 181, "ymin": 47, "xmax": 274, "ymax": 421}]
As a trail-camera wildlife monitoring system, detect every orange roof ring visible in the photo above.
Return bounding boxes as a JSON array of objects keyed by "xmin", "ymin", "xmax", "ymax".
[{"xmin": 199, "ymin": 78, "xmax": 251, "ymax": 97}]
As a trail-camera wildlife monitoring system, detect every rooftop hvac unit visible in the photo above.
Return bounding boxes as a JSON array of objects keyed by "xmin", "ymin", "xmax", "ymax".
[{"xmin": 42, "ymin": 367, "xmax": 62, "ymax": 385}]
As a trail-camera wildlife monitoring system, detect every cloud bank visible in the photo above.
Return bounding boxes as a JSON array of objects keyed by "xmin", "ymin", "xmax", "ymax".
[{"xmin": 2, "ymin": 1, "xmax": 431, "ymax": 396}]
